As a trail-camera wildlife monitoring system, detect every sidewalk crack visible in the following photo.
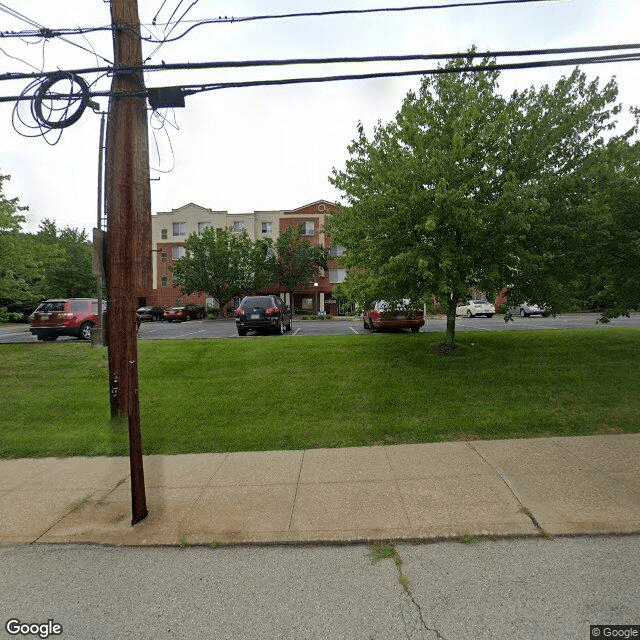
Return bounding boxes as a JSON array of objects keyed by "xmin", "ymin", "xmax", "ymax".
[
  {"xmin": 465, "ymin": 442, "xmax": 552, "ymax": 540},
  {"xmin": 287, "ymin": 449, "xmax": 305, "ymax": 531}
]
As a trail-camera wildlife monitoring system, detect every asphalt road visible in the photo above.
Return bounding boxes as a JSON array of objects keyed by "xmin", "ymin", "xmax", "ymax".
[
  {"xmin": 1, "ymin": 536, "xmax": 638, "ymax": 639},
  {"xmin": 1, "ymin": 313, "xmax": 639, "ymax": 344}
]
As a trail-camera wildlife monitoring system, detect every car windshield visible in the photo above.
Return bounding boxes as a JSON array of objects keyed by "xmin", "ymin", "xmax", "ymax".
[
  {"xmin": 35, "ymin": 301, "xmax": 65, "ymax": 313},
  {"xmin": 241, "ymin": 297, "xmax": 273, "ymax": 309},
  {"xmin": 170, "ymin": 307, "xmax": 184, "ymax": 311}
]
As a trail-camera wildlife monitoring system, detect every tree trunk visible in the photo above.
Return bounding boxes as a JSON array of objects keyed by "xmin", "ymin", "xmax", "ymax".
[{"xmin": 445, "ymin": 301, "xmax": 457, "ymax": 349}]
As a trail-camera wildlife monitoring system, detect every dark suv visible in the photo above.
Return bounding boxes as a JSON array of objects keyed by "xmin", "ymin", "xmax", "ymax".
[
  {"xmin": 235, "ymin": 295, "xmax": 292, "ymax": 336},
  {"xmin": 29, "ymin": 298, "xmax": 104, "ymax": 341}
]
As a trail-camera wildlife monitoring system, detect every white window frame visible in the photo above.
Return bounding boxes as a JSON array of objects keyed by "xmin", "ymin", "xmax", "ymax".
[
  {"xmin": 198, "ymin": 222, "xmax": 213, "ymax": 235},
  {"xmin": 172, "ymin": 222, "xmax": 186, "ymax": 237},
  {"xmin": 172, "ymin": 246, "xmax": 186, "ymax": 260},
  {"xmin": 329, "ymin": 268, "xmax": 346, "ymax": 284},
  {"xmin": 261, "ymin": 221, "xmax": 273, "ymax": 234},
  {"xmin": 299, "ymin": 221, "xmax": 314, "ymax": 236}
]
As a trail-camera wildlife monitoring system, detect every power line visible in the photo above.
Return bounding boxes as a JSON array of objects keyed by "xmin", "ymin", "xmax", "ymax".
[
  {"xmin": 2, "ymin": 49, "xmax": 639, "ymax": 105},
  {"xmin": 0, "ymin": 0, "xmax": 568, "ymax": 43},
  {"xmin": 0, "ymin": 1, "xmax": 113, "ymax": 65},
  {"xmin": 3, "ymin": 42, "xmax": 640, "ymax": 83}
]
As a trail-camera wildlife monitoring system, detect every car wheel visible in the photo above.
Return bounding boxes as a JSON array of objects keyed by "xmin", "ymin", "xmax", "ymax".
[
  {"xmin": 275, "ymin": 318, "xmax": 284, "ymax": 335},
  {"xmin": 286, "ymin": 318, "xmax": 292, "ymax": 331},
  {"xmin": 79, "ymin": 322, "xmax": 93, "ymax": 340},
  {"xmin": 152, "ymin": 314, "xmax": 160, "ymax": 322},
  {"xmin": 466, "ymin": 310, "xmax": 472, "ymax": 318},
  {"xmin": 487, "ymin": 314, "xmax": 494, "ymax": 318},
  {"xmin": 237, "ymin": 328, "xmax": 247, "ymax": 336},
  {"xmin": 520, "ymin": 308, "xmax": 527, "ymax": 318},
  {"xmin": 411, "ymin": 326, "xmax": 420, "ymax": 333}
]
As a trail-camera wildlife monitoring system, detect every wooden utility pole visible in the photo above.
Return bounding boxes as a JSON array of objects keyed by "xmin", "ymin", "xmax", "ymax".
[{"xmin": 105, "ymin": 0, "xmax": 151, "ymax": 525}]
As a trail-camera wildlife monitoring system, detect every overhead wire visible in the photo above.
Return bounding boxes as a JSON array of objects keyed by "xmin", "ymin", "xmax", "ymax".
[
  {"xmin": 3, "ymin": 43, "xmax": 640, "ymax": 83},
  {"xmin": 0, "ymin": 0, "xmax": 568, "ymax": 43},
  {"xmin": 2, "ymin": 48, "xmax": 639, "ymax": 106},
  {"xmin": 0, "ymin": 1, "xmax": 113, "ymax": 65}
]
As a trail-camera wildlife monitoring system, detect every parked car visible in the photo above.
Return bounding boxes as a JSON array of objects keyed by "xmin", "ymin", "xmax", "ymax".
[
  {"xmin": 163, "ymin": 305, "xmax": 205, "ymax": 322},
  {"xmin": 508, "ymin": 302, "xmax": 545, "ymax": 317},
  {"xmin": 235, "ymin": 295, "xmax": 292, "ymax": 336},
  {"xmin": 456, "ymin": 299, "xmax": 495, "ymax": 318},
  {"xmin": 363, "ymin": 300, "xmax": 424, "ymax": 333},
  {"xmin": 29, "ymin": 298, "xmax": 105, "ymax": 341},
  {"xmin": 136, "ymin": 306, "xmax": 166, "ymax": 322}
]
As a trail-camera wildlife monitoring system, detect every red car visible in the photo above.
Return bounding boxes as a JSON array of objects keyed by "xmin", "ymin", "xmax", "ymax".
[
  {"xmin": 163, "ymin": 305, "xmax": 205, "ymax": 322},
  {"xmin": 363, "ymin": 300, "xmax": 424, "ymax": 333},
  {"xmin": 29, "ymin": 298, "xmax": 105, "ymax": 341}
]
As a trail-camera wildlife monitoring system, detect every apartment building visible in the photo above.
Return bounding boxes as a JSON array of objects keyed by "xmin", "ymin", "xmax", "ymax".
[{"xmin": 149, "ymin": 200, "xmax": 349, "ymax": 314}]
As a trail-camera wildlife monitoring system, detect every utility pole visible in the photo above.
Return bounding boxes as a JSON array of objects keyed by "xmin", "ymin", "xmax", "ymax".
[{"xmin": 105, "ymin": 0, "xmax": 151, "ymax": 525}]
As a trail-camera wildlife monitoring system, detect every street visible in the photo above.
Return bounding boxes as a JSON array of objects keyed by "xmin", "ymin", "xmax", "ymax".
[
  {"xmin": 1, "ymin": 312, "xmax": 639, "ymax": 343},
  {"xmin": 1, "ymin": 536, "xmax": 638, "ymax": 639}
]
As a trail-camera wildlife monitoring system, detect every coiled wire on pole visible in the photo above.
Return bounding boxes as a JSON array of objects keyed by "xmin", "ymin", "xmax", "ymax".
[{"xmin": 12, "ymin": 71, "xmax": 90, "ymax": 143}]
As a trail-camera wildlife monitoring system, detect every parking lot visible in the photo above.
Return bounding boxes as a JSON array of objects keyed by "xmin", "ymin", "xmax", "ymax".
[{"xmin": 1, "ymin": 312, "xmax": 639, "ymax": 344}]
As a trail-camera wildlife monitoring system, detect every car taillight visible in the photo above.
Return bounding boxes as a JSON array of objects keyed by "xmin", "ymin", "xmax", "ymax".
[
  {"xmin": 371, "ymin": 310, "xmax": 382, "ymax": 319},
  {"xmin": 235, "ymin": 309, "xmax": 245, "ymax": 317},
  {"xmin": 266, "ymin": 307, "xmax": 279, "ymax": 315}
]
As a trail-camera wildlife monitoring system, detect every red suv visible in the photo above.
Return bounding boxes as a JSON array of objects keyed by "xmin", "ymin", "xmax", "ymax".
[{"xmin": 29, "ymin": 298, "xmax": 104, "ymax": 341}]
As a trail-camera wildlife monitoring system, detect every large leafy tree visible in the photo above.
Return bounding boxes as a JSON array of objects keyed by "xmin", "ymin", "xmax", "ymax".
[
  {"xmin": 329, "ymin": 55, "xmax": 632, "ymax": 347},
  {"xmin": 272, "ymin": 226, "xmax": 327, "ymax": 302},
  {"xmin": 36, "ymin": 219, "xmax": 97, "ymax": 298},
  {"xmin": 171, "ymin": 227, "xmax": 274, "ymax": 308},
  {"xmin": 0, "ymin": 172, "xmax": 41, "ymax": 314}
]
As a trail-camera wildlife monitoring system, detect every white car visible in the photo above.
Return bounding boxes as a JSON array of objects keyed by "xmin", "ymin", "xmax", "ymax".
[
  {"xmin": 508, "ymin": 302, "xmax": 545, "ymax": 317},
  {"xmin": 456, "ymin": 299, "xmax": 495, "ymax": 318}
]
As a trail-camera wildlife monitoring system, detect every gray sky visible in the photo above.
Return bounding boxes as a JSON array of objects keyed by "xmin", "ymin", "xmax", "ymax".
[{"xmin": 1, "ymin": 0, "xmax": 639, "ymax": 235}]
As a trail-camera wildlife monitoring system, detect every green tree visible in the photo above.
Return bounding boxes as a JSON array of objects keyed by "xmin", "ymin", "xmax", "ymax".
[
  {"xmin": 506, "ymin": 124, "xmax": 640, "ymax": 320},
  {"xmin": 0, "ymin": 172, "xmax": 41, "ymax": 315},
  {"xmin": 329, "ymin": 55, "xmax": 631, "ymax": 348},
  {"xmin": 35, "ymin": 219, "xmax": 97, "ymax": 298},
  {"xmin": 272, "ymin": 226, "xmax": 327, "ymax": 304},
  {"xmin": 171, "ymin": 227, "xmax": 274, "ymax": 309}
]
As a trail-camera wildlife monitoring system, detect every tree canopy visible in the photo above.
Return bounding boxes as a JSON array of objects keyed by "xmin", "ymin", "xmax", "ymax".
[
  {"xmin": 170, "ymin": 227, "xmax": 275, "ymax": 308},
  {"xmin": 0, "ymin": 172, "xmax": 96, "ymax": 320},
  {"xmin": 328, "ymin": 54, "xmax": 639, "ymax": 347},
  {"xmin": 272, "ymin": 226, "xmax": 327, "ymax": 297}
]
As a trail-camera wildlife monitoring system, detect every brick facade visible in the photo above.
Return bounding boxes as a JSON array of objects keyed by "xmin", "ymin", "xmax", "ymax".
[{"xmin": 147, "ymin": 200, "xmax": 345, "ymax": 314}]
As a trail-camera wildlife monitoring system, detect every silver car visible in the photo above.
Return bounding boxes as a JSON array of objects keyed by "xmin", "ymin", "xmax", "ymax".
[{"xmin": 508, "ymin": 302, "xmax": 545, "ymax": 317}]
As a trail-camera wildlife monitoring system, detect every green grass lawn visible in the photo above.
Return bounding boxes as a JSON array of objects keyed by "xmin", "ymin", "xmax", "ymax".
[{"xmin": 1, "ymin": 328, "xmax": 638, "ymax": 458}]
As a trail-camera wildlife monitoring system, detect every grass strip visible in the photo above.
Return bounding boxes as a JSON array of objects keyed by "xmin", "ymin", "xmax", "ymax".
[{"xmin": 0, "ymin": 328, "xmax": 638, "ymax": 458}]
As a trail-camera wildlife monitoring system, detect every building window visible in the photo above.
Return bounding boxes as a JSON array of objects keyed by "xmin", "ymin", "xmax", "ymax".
[
  {"xmin": 172, "ymin": 246, "xmax": 186, "ymax": 260},
  {"xmin": 198, "ymin": 222, "xmax": 212, "ymax": 235},
  {"xmin": 161, "ymin": 252, "xmax": 168, "ymax": 263},
  {"xmin": 161, "ymin": 276, "xmax": 168, "ymax": 287},
  {"xmin": 301, "ymin": 297, "xmax": 314, "ymax": 310},
  {"xmin": 233, "ymin": 221, "xmax": 245, "ymax": 233},
  {"xmin": 329, "ymin": 245, "xmax": 346, "ymax": 257},
  {"xmin": 161, "ymin": 228, "xmax": 168, "ymax": 239},
  {"xmin": 299, "ymin": 221, "xmax": 314, "ymax": 236},
  {"xmin": 329, "ymin": 268, "xmax": 346, "ymax": 284},
  {"xmin": 173, "ymin": 222, "xmax": 186, "ymax": 236},
  {"xmin": 261, "ymin": 221, "xmax": 272, "ymax": 234}
]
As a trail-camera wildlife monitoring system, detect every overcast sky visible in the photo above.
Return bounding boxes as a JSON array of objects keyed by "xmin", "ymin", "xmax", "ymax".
[{"xmin": 1, "ymin": 0, "xmax": 639, "ymax": 235}]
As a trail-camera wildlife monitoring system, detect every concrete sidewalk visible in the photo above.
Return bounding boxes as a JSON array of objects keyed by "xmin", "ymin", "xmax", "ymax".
[{"xmin": 1, "ymin": 434, "xmax": 638, "ymax": 546}]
